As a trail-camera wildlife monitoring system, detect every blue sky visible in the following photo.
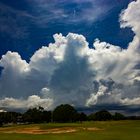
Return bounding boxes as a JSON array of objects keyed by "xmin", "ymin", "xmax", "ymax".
[
  {"xmin": 0, "ymin": 0, "xmax": 133, "ymax": 60},
  {"xmin": 0, "ymin": 0, "xmax": 140, "ymax": 115}
]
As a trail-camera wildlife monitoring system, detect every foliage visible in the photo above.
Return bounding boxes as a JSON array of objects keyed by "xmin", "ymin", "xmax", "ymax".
[
  {"xmin": 113, "ymin": 112, "xmax": 126, "ymax": 120},
  {"xmin": 53, "ymin": 104, "xmax": 77, "ymax": 122},
  {"xmin": 0, "ymin": 104, "xmax": 140, "ymax": 125},
  {"xmin": 23, "ymin": 107, "xmax": 52, "ymax": 123},
  {"xmin": 0, "ymin": 112, "xmax": 21, "ymax": 125},
  {"xmin": 88, "ymin": 109, "xmax": 112, "ymax": 121}
]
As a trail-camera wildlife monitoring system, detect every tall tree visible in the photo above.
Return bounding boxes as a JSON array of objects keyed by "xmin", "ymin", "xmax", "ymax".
[
  {"xmin": 53, "ymin": 104, "xmax": 77, "ymax": 122},
  {"xmin": 88, "ymin": 110, "xmax": 112, "ymax": 121}
]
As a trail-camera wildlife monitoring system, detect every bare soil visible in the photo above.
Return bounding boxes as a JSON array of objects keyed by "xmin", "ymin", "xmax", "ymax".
[{"xmin": 0, "ymin": 126, "xmax": 102, "ymax": 134}]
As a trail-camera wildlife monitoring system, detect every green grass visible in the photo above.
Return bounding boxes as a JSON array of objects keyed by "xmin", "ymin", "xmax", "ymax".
[{"xmin": 0, "ymin": 120, "xmax": 140, "ymax": 140}]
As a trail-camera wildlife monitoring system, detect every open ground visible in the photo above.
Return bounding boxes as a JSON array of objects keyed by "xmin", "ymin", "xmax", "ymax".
[{"xmin": 0, "ymin": 120, "xmax": 140, "ymax": 140}]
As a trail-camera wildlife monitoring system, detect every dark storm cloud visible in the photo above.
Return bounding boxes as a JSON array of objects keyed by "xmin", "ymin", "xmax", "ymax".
[{"xmin": 77, "ymin": 104, "xmax": 140, "ymax": 116}]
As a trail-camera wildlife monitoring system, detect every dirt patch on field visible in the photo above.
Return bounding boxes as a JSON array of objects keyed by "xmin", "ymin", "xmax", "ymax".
[
  {"xmin": 0, "ymin": 126, "xmax": 102, "ymax": 134},
  {"xmin": 86, "ymin": 127, "xmax": 103, "ymax": 131},
  {"xmin": 0, "ymin": 127, "xmax": 77, "ymax": 134}
]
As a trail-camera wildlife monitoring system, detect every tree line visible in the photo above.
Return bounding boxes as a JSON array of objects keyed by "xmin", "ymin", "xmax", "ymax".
[{"xmin": 0, "ymin": 104, "xmax": 140, "ymax": 126}]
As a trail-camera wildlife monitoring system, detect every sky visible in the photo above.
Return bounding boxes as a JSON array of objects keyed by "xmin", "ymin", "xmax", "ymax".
[{"xmin": 0, "ymin": 0, "xmax": 140, "ymax": 115}]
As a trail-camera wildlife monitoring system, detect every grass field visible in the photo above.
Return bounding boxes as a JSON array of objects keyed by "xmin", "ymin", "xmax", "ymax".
[{"xmin": 0, "ymin": 120, "xmax": 140, "ymax": 140}]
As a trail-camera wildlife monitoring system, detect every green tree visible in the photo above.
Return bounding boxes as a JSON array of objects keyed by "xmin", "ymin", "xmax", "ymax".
[
  {"xmin": 42, "ymin": 111, "xmax": 52, "ymax": 122},
  {"xmin": 23, "ymin": 107, "xmax": 52, "ymax": 123},
  {"xmin": 23, "ymin": 107, "xmax": 43, "ymax": 123},
  {"xmin": 0, "ymin": 112, "xmax": 21, "ymax": 124},
  {"xmin": 53, "ymin": 104, "xmax": 77, "ymax": 122},
  {"xmin": 113, "ymin": 112, "xmax": 125, "ymax": 120},
  {"xmin": 88, "ymin": 110, "xmax": 112, "ymax": 121},
  {"xmin": 76, "ymin": 112, "xmax": 87, "ymax": 122}
]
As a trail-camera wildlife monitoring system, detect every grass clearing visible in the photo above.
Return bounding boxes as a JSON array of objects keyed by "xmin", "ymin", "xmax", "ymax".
[{"xmin": 0, "ymin": 120, "xmax": 140, "ymax": 140}]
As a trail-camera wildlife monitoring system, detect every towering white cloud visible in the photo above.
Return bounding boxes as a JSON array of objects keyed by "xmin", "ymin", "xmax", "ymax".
[
  {"xmin": 120, "ymin": 0, "xmax": 140, "ymax": 53},
  {"xmin": 0, "ymin": 0, "xmax": 140, "ymax": 110},
  {"xmin": 120, "ymin": 0, "xmax": 140, "ymax": 37}
]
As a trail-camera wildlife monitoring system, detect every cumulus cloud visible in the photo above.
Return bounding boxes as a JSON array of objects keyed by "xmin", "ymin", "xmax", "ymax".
[
  {"xmin": 120, "ymin": 0, "xmax": 140, "ymax": 36},
  {"xmin": 120, "ymin": 0, "xmax": 140, "ymax": 52},
  {"xmin": 0, "ymin": 109, "xmax": 6, "ymax": 113},
  {"xmin": 0, "ymin": 0, "xmax": 140, "ymax": 111},
  {"xmin": 0, "ymin": 95, "xmax": 53, "ymax": 110},
  {"xmin": 86, "ymin": 84, "xmax": 108, "ymax": 106},
  {"xmin": 120, "ymin": 97, "xmax": 140, "ymax": 105}
]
